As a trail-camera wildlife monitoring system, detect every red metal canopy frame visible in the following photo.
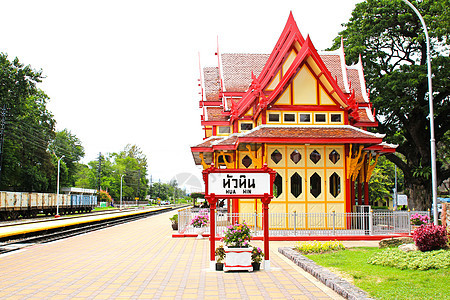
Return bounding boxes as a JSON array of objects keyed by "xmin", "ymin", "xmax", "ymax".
[{"xmin": 202, "ymin": 164, "xmax": 276, "ymax": 270}]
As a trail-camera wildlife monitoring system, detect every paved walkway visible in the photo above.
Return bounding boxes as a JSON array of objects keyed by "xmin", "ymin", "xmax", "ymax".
[{"xmin": 0, "ymin": 211, "xmax": 344, "ymax": 299}]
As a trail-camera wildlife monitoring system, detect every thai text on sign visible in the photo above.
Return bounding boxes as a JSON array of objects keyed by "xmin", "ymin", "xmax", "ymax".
[{"xmin": 208, "ymin": 172, "xmax": 271, "ymax": 196}]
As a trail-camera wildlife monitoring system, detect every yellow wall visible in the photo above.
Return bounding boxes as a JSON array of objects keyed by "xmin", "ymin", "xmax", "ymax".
[
  {"xmin": 292, "ymin": 65, "xmax": 317, "ymax": 105},
  {"xmin": 266, "ymin": 144, "xmax": 346, "ymax": 218}
]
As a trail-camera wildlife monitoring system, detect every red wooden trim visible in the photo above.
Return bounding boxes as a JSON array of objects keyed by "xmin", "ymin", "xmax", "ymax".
[
  {"xmin": 221, "ymin": 92, "xmax": 245, "ymax": 97},
  {"xmin": 364, "ymin": 156, "xmax": 369, "ymax": 205},
  {"xmin": 201, "ymin": 121, "xmax": 230, "ymax": 126},
  {"xmin": 200, "ymin": 101, "xmax": 222, "ymax": 107},
  {"xmin": 270, "ymin": 105, "xmax": 343, "ymax": 111},
  {"xmin": 211, "ymin": 145, "xmax": 237, "ymax": 151},
  {"xmin": 191, "ymin": 147, "xmax": 214, "ymax": 152},
  {"xmin": 357, "ymin": 174, "xmax": 362, "ymax": 206},
  {"xmin": 353, "ymin": 121, "xmax": 379, "ymax": 127},
  {"xmin": 345, "ymin": 144, "xmax": 351, "ymax": 214},
  {"xmin": 239, "ymin": 137, "xmax": 383, "ymax": 144}
]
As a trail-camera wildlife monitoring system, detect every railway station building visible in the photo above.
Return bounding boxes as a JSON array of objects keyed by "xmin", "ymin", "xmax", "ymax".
[{"xmin": 191, "ymin": 13, "xmax": 396, "ymax": 220}]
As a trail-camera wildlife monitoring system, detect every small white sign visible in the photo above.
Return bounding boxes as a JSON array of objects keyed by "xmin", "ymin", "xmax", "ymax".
[
  {"xmin": 397, "ymin": 194, "xmax": 408, "ymax": 206},
  {"xmin": 208, "ymin": 172, "xmax": 271, "ymax": 196}
]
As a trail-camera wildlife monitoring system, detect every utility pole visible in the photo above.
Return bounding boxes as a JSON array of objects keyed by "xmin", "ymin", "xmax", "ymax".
[
  {"xmin": 97, "ymin": 152, "xmax": 102, "ymax": 203},
  {"xmin": 137, "ymin": 169, "xmax": 141, "ymax": 201},
  {"xmin": 97, "ymin": 152, "xmax": 102, "ymax": 191},
  {"xmin": 149, "ymin": 175, "xmax": 153, "ymax": 204},
  {"xmin": 0, "ymin": 105, "xmax": 7, "ymax": 185}
]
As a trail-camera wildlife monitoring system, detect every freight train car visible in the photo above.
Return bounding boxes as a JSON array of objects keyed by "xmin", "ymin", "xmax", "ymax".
[{"xmin": 0, "ymin": 188, "xmax": 97, "ymax": 221}]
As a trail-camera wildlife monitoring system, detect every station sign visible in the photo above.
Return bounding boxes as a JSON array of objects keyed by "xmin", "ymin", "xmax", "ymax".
[{"xmin": 207, "ymin": 171, "xmax": 273, "ymax": 197}]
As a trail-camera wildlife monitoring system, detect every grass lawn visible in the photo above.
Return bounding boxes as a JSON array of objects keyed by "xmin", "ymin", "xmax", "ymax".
[{"xmin": 304, "ymin": 247, "xmax": 450, "ymax": 300}]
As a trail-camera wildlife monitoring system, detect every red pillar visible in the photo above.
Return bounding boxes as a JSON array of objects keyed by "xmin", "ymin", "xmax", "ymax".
[
  {"xmin": 207, "ymin": 194, "xmax": 217, "ymax": 270},
  {"xmin": 232, "ymin": 199, "xmax": 239, "ymax": 224},
  {"xmin": 350, "ymin": 179, "xmax": 355, "ymax": 209},
  {"xmin": 364, "ymin": 158, "xmax": 369, "ymax": 206},
  {"xmin": 261, "ymin": 193, "xmax": 271, "ymax": 270},
  {"xmin": 357, "ymin": 172, "xmax": 362, "ymax": 206}
]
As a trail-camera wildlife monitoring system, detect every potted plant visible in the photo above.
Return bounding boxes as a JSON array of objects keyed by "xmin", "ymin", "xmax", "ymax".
[
  {"xmin": 190, "ymin": 209, "xmax": 209, "ymax": 239},
  {"xmin": 221, "ymin": 222, "xmax": 253, "ymax": 272},
  {"xmin": 169, "ymin": 214, "xmax": 178, "ymax": 230},
  {"xmin": 251, "ymin": 246, "xmax": 264, "ymax": 271},
  {"xmin": 215, "ymin": 245, "xmax": 225, "ymax": 271}
]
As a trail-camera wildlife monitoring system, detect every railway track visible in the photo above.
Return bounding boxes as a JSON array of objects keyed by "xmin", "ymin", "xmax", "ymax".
[{"xmin": 0, "ymin": 205, "xmax": 187, "ymax": 255}]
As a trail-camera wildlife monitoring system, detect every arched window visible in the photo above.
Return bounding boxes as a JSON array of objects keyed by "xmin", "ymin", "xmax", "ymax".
[
  {"xmin": 290, "ymin": 172, "xmax": 302, "ymax": 198},
  {"xmin": 273, "ymin": 173, "xmax": 283, "ymax": 198},
  {"xmin": 310, "ymin": 172, "xmax": 321, "ymax": 198},
  {"xmin": 329, "ymin": 172, "xmax": 341, "ymax": 197}
]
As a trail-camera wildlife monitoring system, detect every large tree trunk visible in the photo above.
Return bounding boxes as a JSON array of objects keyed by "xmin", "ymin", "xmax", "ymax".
[{"xmin": 404, "ymin": 179, "xmax": 431, "ymax": 211}]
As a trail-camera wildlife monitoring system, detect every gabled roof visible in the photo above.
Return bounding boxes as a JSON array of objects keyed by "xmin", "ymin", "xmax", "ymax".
[
  {"xmin": 204, "ymin": 107, "xmax": 229, "ymax": 122},
  {"xmin": 203, "ymin": 67, "xmax": 220, "ymax": 101},
  {"xmin": 229, "ymin": 12, "xmax": 355, "ymax": 121},
  {"xmin": 191, "ymin": 125, "xmax": 384, "ymax": 154},
  {"xmin": 239, "ymin": 125, "xmax": 384, "ymax": 144},
  {"xmin": 222, "ymin": 53, "xmax": 269, "ymax": 93},
  {"xmin": 198, "ymin": 12, "xmax": 378, "ymax": 131}
]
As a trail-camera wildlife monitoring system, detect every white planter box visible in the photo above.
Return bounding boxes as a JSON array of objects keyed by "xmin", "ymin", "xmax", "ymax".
[{"xmin": 224, "ymin": 246, "xmax": 253, "ymax": 272}]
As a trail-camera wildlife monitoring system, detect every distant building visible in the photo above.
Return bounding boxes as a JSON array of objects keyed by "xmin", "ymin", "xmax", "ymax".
[{"xmin": 191, "ymin": 13, "xmax": 396, "ymax": 217}]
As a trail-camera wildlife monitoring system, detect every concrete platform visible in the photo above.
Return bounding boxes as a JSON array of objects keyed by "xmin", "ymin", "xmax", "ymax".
[
  {"xmin": 0, "ymin": 210, "xmax": 345, "ymax": 299},
  {"xmin": 0, "ymin": 207, "xmax": 171, "ymax": 240}
]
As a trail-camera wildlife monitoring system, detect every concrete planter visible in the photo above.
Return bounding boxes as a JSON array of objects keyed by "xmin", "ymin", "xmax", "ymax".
[
  {"xmin": 194, "ymin": 227, "xmax": 206, "ymax": 239},
  {"xmin": 224, "ymin": 247, "xmax": 253, "ymax": 272}
]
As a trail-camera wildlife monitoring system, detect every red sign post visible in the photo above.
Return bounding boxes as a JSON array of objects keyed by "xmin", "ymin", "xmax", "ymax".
[{"xmin": 202, "ymin": 164, "xmax": 276, "ymax": 270}]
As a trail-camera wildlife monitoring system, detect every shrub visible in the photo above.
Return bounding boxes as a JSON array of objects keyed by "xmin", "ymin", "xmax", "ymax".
[
  {"xmin": 413, "ymin": 224, "xmax": 448, "ymax": 252},
  {"xmin": 368, "ymin": 248, "xmax": 450, "ymax": 270},
  {"xmin": 295, "ymin": 240, "xmax": 345, "ymax": 254},
  {"xmin": 99, "ymin": 190, "xmax": 112, "ymax": 202},
  {"xmin": 410, "ymin": 213, "xmax": 430, "ymax": 225}
]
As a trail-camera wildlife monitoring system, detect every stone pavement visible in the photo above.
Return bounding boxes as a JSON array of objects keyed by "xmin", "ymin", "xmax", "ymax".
[{"xmin": 0, "ymin": 211, "xmax": 344, "ymax": 299}]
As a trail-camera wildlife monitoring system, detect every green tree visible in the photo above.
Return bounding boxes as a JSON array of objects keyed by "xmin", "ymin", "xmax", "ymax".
[
  {"xmin": 49, "ymin": 129, "xmax": 85, "ymax": 187},
  {"xmin": 369, "ymin": 156, "xmax": 404, "ymax": 206},
  {"xmin": 332, "ymin": 0, "xmax": 450, "ymax": 210},
  {"xmin": 0, "ymin": 54, "xmax": 56, "ymax": 192},
  {"xmin": 73, "ymin": 144, "xmax": 150, "ymax": 202}
]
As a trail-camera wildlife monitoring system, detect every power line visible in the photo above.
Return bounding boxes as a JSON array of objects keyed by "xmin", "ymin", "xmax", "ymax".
[{"xmin": 0, "ymin": 104, "xmax": 7, "ymax": 184}]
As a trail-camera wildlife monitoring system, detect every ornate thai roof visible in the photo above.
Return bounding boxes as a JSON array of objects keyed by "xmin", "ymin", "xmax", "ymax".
[
  {"xmin": 221, "ymin": 53, "xmax": 270, "ymax": 93},
  {"xmin": 191, "ymin": 125, "xmax": 384, "ymax": 153}
]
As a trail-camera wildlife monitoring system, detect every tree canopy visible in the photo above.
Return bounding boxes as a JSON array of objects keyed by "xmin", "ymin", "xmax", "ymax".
[
  {"xmin": 1, "ymin": 54, "xmax": 55, "ymax": 191},
  {"xmin": 0, "ymin": 53, "xmax": 86, "ymax": 192},
  {"xmin": 332, "ymin": 0, "xmax": 449, "ymax": 210},
  {"xmin": 74, "ymin": 144, "xmax": 150, "ymax": 202}
]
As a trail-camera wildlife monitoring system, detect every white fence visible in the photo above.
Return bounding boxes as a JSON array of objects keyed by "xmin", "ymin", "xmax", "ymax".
[{"xmin": 178, "ymin": 208, "xmax": 430, "ymax": 236}]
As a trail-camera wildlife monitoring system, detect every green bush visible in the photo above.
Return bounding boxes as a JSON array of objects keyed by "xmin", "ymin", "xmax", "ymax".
[
  {"xmin": 368, "ymin": 248, "xmax": 450, "ymax": 270},
  {"xmin": 294, "ymin": 240, "xmax": 345, "ymax": 254}
]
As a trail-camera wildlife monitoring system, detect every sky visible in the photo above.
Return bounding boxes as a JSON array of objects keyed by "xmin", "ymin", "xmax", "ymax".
[{"xmin": 0, "ymin": 0, "xmax": 363, "ymax": 188}]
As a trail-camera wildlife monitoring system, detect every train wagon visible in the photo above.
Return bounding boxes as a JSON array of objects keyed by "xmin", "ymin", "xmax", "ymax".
[{"xmin": 0, "ymin": 188, "xmax": 98, "ymax": 221}]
